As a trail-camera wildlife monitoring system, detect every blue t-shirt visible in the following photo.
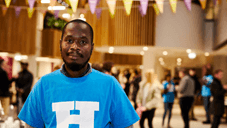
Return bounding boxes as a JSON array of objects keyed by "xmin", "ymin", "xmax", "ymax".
[
  {"xmin": 162, "ymin": 81, "xmax": 175, "ymax": 103},
  {"xmin": 18, "ymin": 69, "xmax": 139, "ymax": 128},
  {"xmin": 201, "ymin": 75, "xmax": 213, "ymax": 97}
]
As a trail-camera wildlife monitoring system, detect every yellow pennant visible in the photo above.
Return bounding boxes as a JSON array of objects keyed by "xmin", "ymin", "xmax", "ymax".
[
  {"xmin": 27, "ymin": 8, "xmax": 35, "ymax": 18},
  {"xmin": 123, "ymin": 0, "xmax": 133, "ymax": 15},
  {"xmin": 152, "ymin": 4, "xmax": 160, "ymax": 15},
  {"xmin": 69, "ymin": 0, "xmax": 79, "ymax": 12},
  {"xmin": 199, "ymin": 0, "xmax": 207, "ymax": 9},
  {"xmin": 155, "ymin": 0, "xmax": 164, "ymax": 13},
  {"xmin": 4, "ymin": 0, "xmax": 11, "ymax": 8},
  {"xmin": 25, "ymin": 0, "xmax": 29, "ymax": 5},
  {"xmin": 169, "ymin": 0, "xmax": 177, "ymax": 13},
  {"xmin": 106, "ymin": 0, "xmax": 116, "ymax": 17},
  {"xmin": 67, "ymin": 9, "xmax": 74, "ymax": 16},
  {"xmin": 2, "ymin": 7, "xmax": 8, "ymax": 16}
]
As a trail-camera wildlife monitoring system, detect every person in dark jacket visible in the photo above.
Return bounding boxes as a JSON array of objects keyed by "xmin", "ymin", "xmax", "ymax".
[
  {"xmin": 0, "ymin": 59, "xmax": 15, "ymax": 117},
  {"xmin": 211, "ymin": 69, "xmax": 227, "ymax": 128},
  {"xmin": 130, "ymin": 69, "xmax": 141, "ymax": 109},
  {"xmin": 15, "ymin": 62, "xmax": 33, "ymax": 113},
  {"xmin": 189, "ymin": 68, "xmax": 201, "ymax": 121}
]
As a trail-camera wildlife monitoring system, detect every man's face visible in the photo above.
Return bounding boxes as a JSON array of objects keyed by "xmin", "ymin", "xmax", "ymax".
[
  {"xmin": 216, "ymin": 71, "xmax": 223, "ymax": 80},
  {"xmin": 60, "ymin": 22, "xmax": 93, "ymax": 71},
  {"xmin": 189, "ymin": 70, "xmax": 195, "ymax": 76},
  {"xmin": 179, "ymin": 71, "xmax": 184, "ymax": 78}
]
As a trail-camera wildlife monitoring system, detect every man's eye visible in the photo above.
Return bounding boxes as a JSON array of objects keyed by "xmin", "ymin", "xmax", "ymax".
[
  {"xmin": 79, "ymin": 40, "xmax": 87, "ymax": 45},
  {"xmin": 66, "ymin": 39, "xmax": 73, "ymax": 43}
]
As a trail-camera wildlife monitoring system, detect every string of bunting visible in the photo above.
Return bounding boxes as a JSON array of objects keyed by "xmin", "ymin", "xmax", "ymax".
[{"xmin": 0, "ymin": 0, "xmax": 222, "ymax": 19}]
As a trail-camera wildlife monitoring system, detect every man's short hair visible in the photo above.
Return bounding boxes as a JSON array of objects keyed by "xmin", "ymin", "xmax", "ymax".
[
  {"xmin": 102, "ymin": 61, "xmax": 114, "ymax": 73},
  {"xmin": 165, "ymin": 74, "xmax": 171, "ymax": 80},
  {"xmin": 214, "ymin": 69, "xmax": 223, "ymax": 75},
  {"xmin": 0, "ymin": 59, "xmax": 4, "ymax": 66},
  {"xmin": 61, "ymin": 19, "xmax": 94, "ymax": 44},
  {"xmin": 179, "ymin": 68, "xmax": 187, "ymax": 74}
]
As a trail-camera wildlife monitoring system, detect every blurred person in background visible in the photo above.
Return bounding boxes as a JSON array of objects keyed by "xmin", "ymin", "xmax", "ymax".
[
  {"xmin": 201, "ymin": 68, "xmax": 213, "ymax": 124},
  {"xmin": 118, "ymin": 69, "xmax": 127, "ymax": 89},
  {"xmin": 124, "ymin": 69, "xmax": 131, "ymax": 96},
  {"xmin": 211, "ymin": 69, "xmax": 227, "ymax": 128},
  {"xmin": 129, "ymin": 69, "xmax": 141, "ymax": 109},
  {"xmin": 102, "ymin": 61, "xmax": 114, "ymax": 75},
  {"xmin": 136, "ymin": 70, "xmax": 161, "ymax": 128},
  {"xmin": 188, "ymin": 68, "xmax": 201, "ymax": 121},
  {"xmin": 177, "ymin": 68, "xmax": 194, "ymax": 128},
  {"xmin": 162, "ymin": 74, "xmax": 175, "ymax": 128},
  {"xmin": 0, "ymin": 59, "xmax": 15, "ymax": 119},
  {"xmin": 15, "ymin": 61, "xmax": 33, "ymax": 113},
  {"xmin": 91, "ymin": 63, "xmax": 103, "ymax": 72}
]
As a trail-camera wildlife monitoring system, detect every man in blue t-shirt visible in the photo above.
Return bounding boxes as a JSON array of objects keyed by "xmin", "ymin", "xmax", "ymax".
[
  {"xmin": 162, "ymin": 74, "xmax": 175, "ymax": 128},
  {"xmin": 18, "ymin": 19, "xmax": 139, "ymax": 128}
]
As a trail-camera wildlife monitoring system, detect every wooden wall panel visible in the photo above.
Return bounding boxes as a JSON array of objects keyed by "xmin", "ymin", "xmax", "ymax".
[
  {"xmin": 104, "ymin": 53, "xmax": 142, "ymax": 65},
  {"xmin": 0, "ymin": 0, "xmax": 37, "ymax": 55},
  {"xmin": 86, "ymin": 1, "xmax": 155, "ymax": 47}
]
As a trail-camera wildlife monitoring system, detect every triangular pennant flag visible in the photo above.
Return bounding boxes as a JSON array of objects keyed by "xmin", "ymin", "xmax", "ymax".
[
  {"xmin": 50, "ymin": 0, "xmax": 56, "ymax": 7},
  {"xmin": 169, "ymin": 0, "xmax": 177, "ymax": 13},
  {"xmin": 69, "ymin": 0, "xmax": 79, "ymax": 12},
  {"xmin": 140, "ymin": 0, "xmax": 148, "ymax": 15},
  {"xmin": 152, "ymin": 3, "xmax": 160, "ymax": 15},
  {"xmin": 89, "ymin": 0, "xmax": 98, "ymax": 14},
  {"xmin": 96, "ymin": 8, "xmax": 102, "ymax": 19},
  {"xmin": 199, "ymin": 0, "xmax": 206, "ymax": 9},
  {"xmin": 97, "ymin": 0, "xmax": 101, "ymax": 6},
  {"xmin": 4, "ymin": 0, "xmax": 11, "ymax": 8},
  {"xmin": 213, "ymin": 0, "xmax": 217, "ymax": 5},
  {"xmin": 123, "ymin": 0, "xmax": 133, "ymax": 15},
  {"xmin": 27, "ymin": 8, "xmax": 35, "ymax": 18},
  {"xmin": 15, "ymin": 7, "xmax": 21, "ymax": 18},
  {"xmin": 184, "ymin": 0, "xmax": 191, "ymax": 11},
  {"xmin": 12, "ymin": 0, "xmax": 17, "ymax": 4},
  {"xmin": 67, "ymin": 9, "xmax": 74, "ymax": 17},
  {"xmin": 139, "ymin": 5, "xmax": 146, "ymax": 17},
  {"xmin": 54, "ymin": 10, "xmax": 60, "ymax": 19},
  {"xmin": 25, "ymin": 0, "xmax": 29, "ymax": 5},
  {"xmin": 28, "ymin": 0, "xmax": 35, "ymax": 9},
  {"xmin": 2, "ymin": 6, "xmax": 8, "ymax": 16},
  {"xmin": 106, "ymin": 0, "xmax": 116, "ymax": 17},
  {"xmin": 155, "ymin": 0, "xmax": 164, "ymax": 13}
]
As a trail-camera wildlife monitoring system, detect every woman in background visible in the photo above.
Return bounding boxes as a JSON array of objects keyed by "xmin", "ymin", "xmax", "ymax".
[
  {"xmin": 136, "ymin": 70, "xmax": 161, "ymax": 128},
  {"xmin": 162, "ymin": 74, "xmax": 175, "ymax": 128}
]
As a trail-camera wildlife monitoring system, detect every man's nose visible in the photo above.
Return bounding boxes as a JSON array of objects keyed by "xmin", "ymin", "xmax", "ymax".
[{"xmin": 70, "ymin": 42, "xmax": 80, "ymax": 50}]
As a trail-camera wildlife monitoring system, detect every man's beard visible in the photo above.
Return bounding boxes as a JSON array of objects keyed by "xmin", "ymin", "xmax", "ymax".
[{"xmin": 62, "ymin": 56, "xmax": 91, "ymax": 71}]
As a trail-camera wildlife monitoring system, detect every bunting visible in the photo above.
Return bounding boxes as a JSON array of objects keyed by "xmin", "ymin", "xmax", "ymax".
[
  {"xmin": 96, "ymin": 8, "xmax": 102, "ymax": 19},
  {"xmin": 69, "ymin": 0, "xmax": 79, "ymax": 12},
  {"xmin": 140, "ymin": 0, "xmax": 148, "ymax": 15},
  {"xmin": 54, "ymin": 10, "xmax": 60, "ymax": 19},
  {"xmin": 155, "ymin": 0, "xmax": 164, "ymax": 13},
  {"xmin": 89, "ymin": 0, "xmax": 98, "ymax": 14},
  {"xmin": 4, "ymin": 0, "xmax": 11, "ymax": 8},
  {"xmin": 199, "ymin": 0, "xmax": 206, "ymax": 9},
  {"xmin": 27, "ymin": 8, "xmax": 35, "ymax": 18},
  {"xmin": 169, "ymin": 0, "xmax": 177, "ymax": 13},
  {"xmin": 106, "ymin": 0, "xmax": 116, "ymax": 17},
  {"xmin": 152, "ymin": 3, "xmax": 160, "ymax": 15},
  {"xmin": 28, "ymin": 0, "xmax": 36, "ymax": 9},
  {"xmin": 2, "ymin": 6, "xmax": 8, "ymax": 16},
  {"xmin": 184, "ymin": 0, "xmax": 191, "ymax": 11},
  {"xmin": 15, "ymin": 7, "xmax": 21, "ymax": 18},
  {"xmin": 123, "ymin": 0, "xmax": 133, "ymax": 15}
]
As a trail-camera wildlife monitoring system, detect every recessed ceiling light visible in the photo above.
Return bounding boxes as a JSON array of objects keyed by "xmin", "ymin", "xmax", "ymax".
[
  {"xmin": 161, "ymin": 61, "xmax": 165, "ymax": 65},
  {"xmin": 177, "ymin": 62, "xmax": 181, "ymax": 66},
  {"xmin": 186, "ymin": 49, "xmax": 192, "ymax": 53},
  {"xmin": 159, "ymin": 57, "xmax": 163, "ymax": 62},
  {"xmin": 41, "ymin": 0, "xmax": 50, "ymax": 3},
  {"xmin": 48, "ymin": 6, "xmax": 66, "ymax": 10},
  {"xmin": 177, "ymin": 58, "xmax": 182, "ymax": 62},
  {"xmin": 188, "ymin": 53, "xmax": 197, "ymax": 59},
  {"xmin": 143, "ymin": 47, "xmax": 148, "ymax": 51},
  {"xmin": 140, "ymin": 51, "xmax": 144, "ymax": 55},
  {"xmin": 205, "ymin": 52, "xmax": 209, "ymax": 56},
  {"xmin": 108, "ymin": 47, "xmax": 114, "ymax": 53},
  {"xmin": 62, "ymin": 13, "xmax": 70, "ymax": 19},
  {"xmin": 163, "ymin": 51, "xmax": 168, "ymax": 56}
]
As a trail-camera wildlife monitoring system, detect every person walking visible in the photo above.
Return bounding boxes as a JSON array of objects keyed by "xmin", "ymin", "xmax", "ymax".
[
  {"xmin": 189, "ymin": 68, "xmax": 201, "ymax": 121},
  {"xmin": 211, "ymin": 69, "xmax": 227, "ymax": 128},
  {"xmin": 136, "ymin": 70, "xmax": 161, "ymax": 128},
  {"xmin": 162, "ymin": 74, "xmax": 175, "ymax": 128},
  {"xmin": 130, "ymin": 69, "xmax": 141, "ymax": 110},
  {"xmin": 201, "ymin": 68, "xmax": 213, "ymax": 124},
  {"xmin": 177, "ymin": 68, "xmax": 194, "ymax": 128}
]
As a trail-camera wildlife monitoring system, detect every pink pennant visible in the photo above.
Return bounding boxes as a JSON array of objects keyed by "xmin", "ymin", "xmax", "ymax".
[
  {"xmin": 96, "ymin": 8, "xmax": 102, "ymax": 19},
  {"xmin": 140, "ymin": 0, "xmax": 148, "ymax": 15},
  {"xmin": 213, "ymin": 0, "xmax": 217, "ymax": 5},
  {"xmin": 138, "ymin": 5, "xmax": 145, "ymax": 17},
  {"xmin": 184, "ymin": 0, "xmax": 191, "ymax": 11},
  {"xmin": 15, "ymin": 7, "xmax": 21, "ymax": 17},
  {"xmin": 88, "ymin": 0, "xmax": 98, "ymax": 14},
  {"xmin": 54, "ymin": 10, "xmax": 60, "ymax": 19},
  {"xmin": 28, "ymin": 0, "xmax": 36, "ymax": 9}
]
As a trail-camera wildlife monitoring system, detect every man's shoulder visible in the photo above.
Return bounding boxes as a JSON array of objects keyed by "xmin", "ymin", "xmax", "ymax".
[
  {"xmin": 40, "ymin": 70, "xmax": 61, "ymax": 80},
  {"xmin": 91, "ymin": 69, "xmax": 115, "ymax": 79}
]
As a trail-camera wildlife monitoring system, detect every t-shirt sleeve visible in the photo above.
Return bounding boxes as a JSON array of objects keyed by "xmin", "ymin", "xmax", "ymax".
[
  {"xmin": 110, "ymin": 77, "xmax": 140, "ymax": 128},
  {"xmin": 18, "ymin": 79, "xmax": 44, "ymax": 128},
  {"xmin": 163, "ymin": 82, "xmax": 168, "ymax": 89}
]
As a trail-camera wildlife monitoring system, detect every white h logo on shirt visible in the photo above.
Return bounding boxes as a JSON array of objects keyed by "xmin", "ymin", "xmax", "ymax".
[{"xmin": 52, "ymin": 101, "xmax": 99, "ymax": 128}]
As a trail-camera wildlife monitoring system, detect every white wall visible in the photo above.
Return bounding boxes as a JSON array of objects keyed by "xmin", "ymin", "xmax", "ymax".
[
  {"xmin": 204, "ymin": 22, "xmax": 214, "ymax": 52},
  {"xmin": 38, "ymin": 62, "xmax": 52, "ymax": 78},
  {"xmin": 155, "ymin": 2, "xmax": 204, "ymax": 50},
  {"xmin": 215, "ymin": 1, "xmax": 227, "ymax": 47}
]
